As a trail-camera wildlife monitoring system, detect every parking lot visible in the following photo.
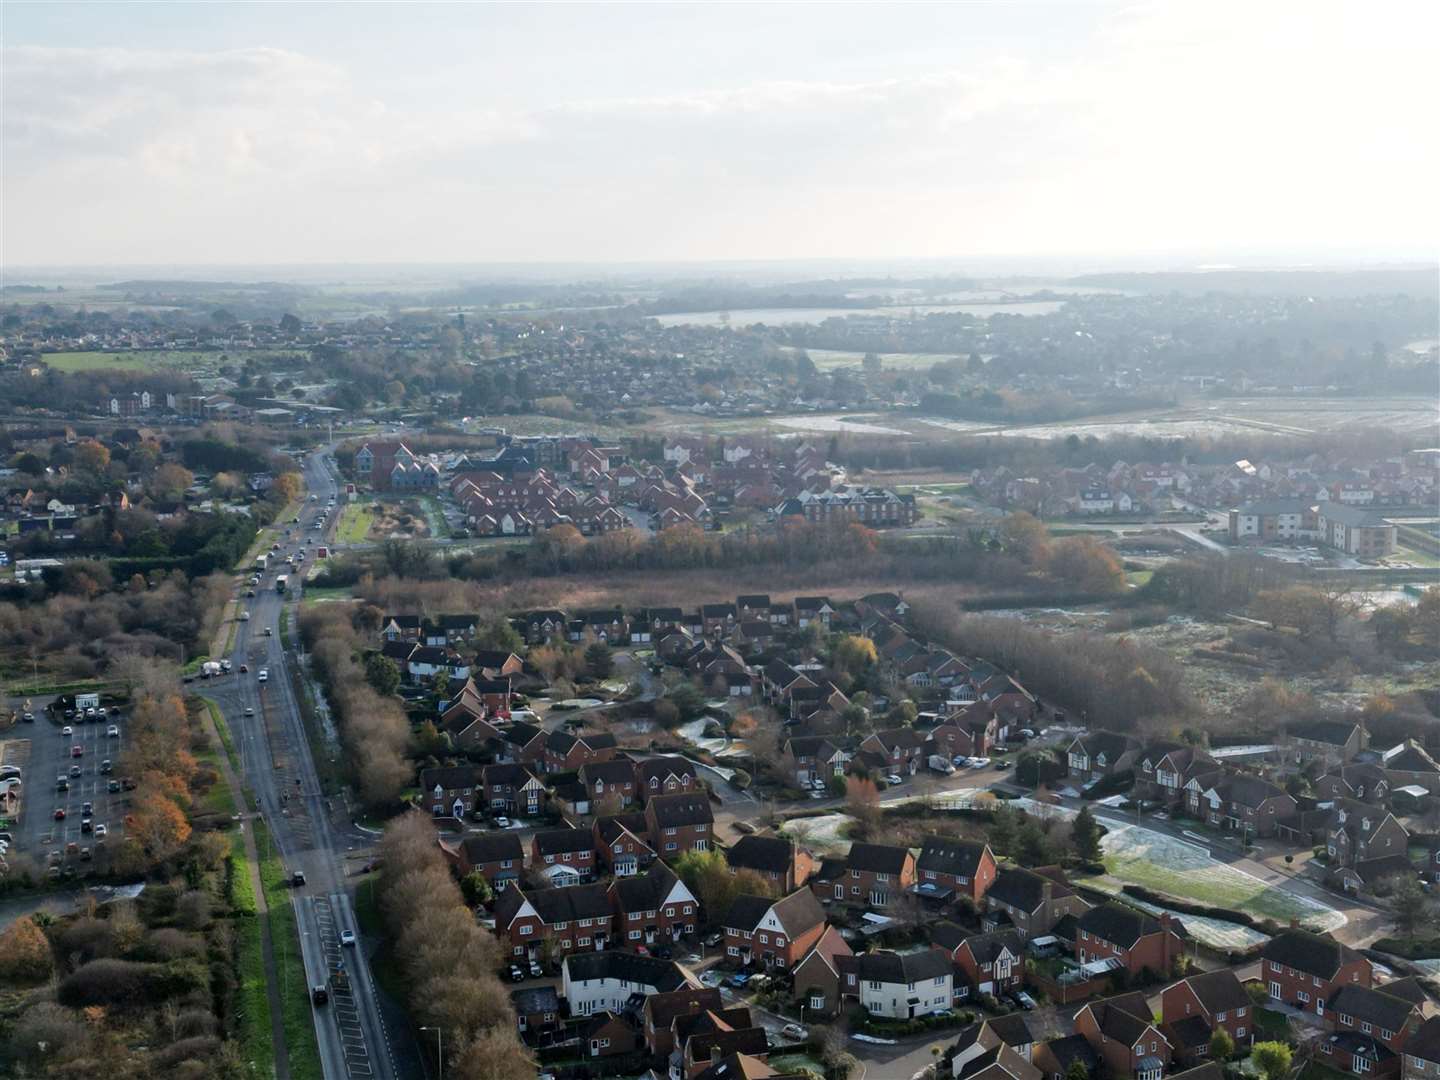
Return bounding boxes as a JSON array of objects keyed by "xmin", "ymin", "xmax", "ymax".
[{"xmin": 1, "ymin": 695, "xmax": 129, "ymax": 878}]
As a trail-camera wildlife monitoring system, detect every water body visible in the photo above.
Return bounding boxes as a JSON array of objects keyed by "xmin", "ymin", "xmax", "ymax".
[{"xmin": 652, "ymin": 300, "xmax": 1066, "ymax": 327}]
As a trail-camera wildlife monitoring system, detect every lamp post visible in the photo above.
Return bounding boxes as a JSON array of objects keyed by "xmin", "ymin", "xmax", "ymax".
[{"xmin": 420, "ymin": 1026, "xmax": 442, "ymax": 1079}]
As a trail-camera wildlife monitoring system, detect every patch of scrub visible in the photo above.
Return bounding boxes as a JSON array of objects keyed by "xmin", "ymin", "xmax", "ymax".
[
  {"xmin": 1100, "ymin": 824, "xmax": 1345, "ymax": 932},
  {"xmin": 771, "ymin": 414, "xmax": 909, "ymax": 435},
  {"xmin": 676, "ymin": 718, "xmax": 747, "ymax": 759},
  {"xmin": 780, "ymin": 813, "xmax": 852, "ymax": 854}
]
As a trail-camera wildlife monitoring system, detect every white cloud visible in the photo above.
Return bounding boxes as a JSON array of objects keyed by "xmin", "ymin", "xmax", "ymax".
[{"xmin": 3, "ymin": 0, "xmax": 1436, "ymax": 266}]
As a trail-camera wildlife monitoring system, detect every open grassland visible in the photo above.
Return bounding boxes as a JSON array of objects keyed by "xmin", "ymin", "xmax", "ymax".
[
  {"xmin": 335, "ymin": 501, "xmax": 374, "ymax": 544},
  {"xmin": 41, "ymin": 347, "xmax": 306, "ymax": 373}
]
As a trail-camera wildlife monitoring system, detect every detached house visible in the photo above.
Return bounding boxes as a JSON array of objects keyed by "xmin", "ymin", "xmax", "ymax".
[
  {"xmin": 726, "ymin": 835, "xmax": 815, "ymax": 892},
  {"xmin": 544, "ymin": 730, "xmax": 619, "ymax": 773},
  {"xmin": 1186, "ymin": 772, "xmax": 1296, "ymax": 839},
  {"xmin": 861, "ymin": 727, "xmax": 928, "ymax": 776},
  {"xmin": 1066, "ymin": 732, "xmax": 1136, "ymax": 785},
  {"xmin": 1402, "ymin": 1015, "xmax": 1440, "ymax": 1080},
  {"xmin": 481, "ymin": 762, "xmax": 545, "ymax": 817},
  {"xmin": 420, "ymin": 764, "xmax": 484, "ymax": 818},
  {"xmin": 917, "ymin": 836, "xmax": 998, "ymax": 905},
  {"xmin": 791, "ymin": 925, "xmax": 855, "ymax": 1017},
  {"xmin": 843, "ymin": 948, "xmax": 954, "ymax": 1020},
  {"xmin": 985, "ymin": 866, "xmax": 1089, "ymax": 940},
  {"xmin": 594, "ymin": 812, "xmax": 656, "ymax": 877},
  {"xmin": 953, "ymin": 929, "xmax": 1026, "ymax": 999},
  {"xmin": 1324, "ymin": 979, "xmax": 1433, "ymax": 1079},
  {"xmin": 781, "ymin": 736, "xmax": 850, "ymax": 787},
  {"xmin": 1327, "ymin": 800, "xmax": 1410, "ymax": 868},
  {"xmin": 1282, "ymin": 721, "xmax": 1368, "ymax": 767},
  {"xmin": 722, "ymin": 888, "xmax": 828, "ymax": 970},
  {"xmin": 453, "ymin": 832, "xmax": 525, "ymax": 891},
  {"xmin": 811, "ymin": 842, "xmax": 916, "ymax": 908},
  {"xmin": 642, "ymin": 987, "xmax": 723, "ymax": 1058},
  {"xmin": 1161, "ymin": 970, "xmax": 1256, "ymax": 1064},
  {"xmin": 1074, "ymin": 904, "xmax": 1186, "ymax": 978},
  {"xmin": 1262, "ymin": 928, "xmax": 1374, "ymax": 1017},
  {"xmin": 578, "ymin": 759, "xmax": 639, "ymax": 811},
  {"xmin": 634, "ymin": 756, "xmax": 700, "ymax": 800},
  {"xmin": 1075, "ymin": 991, "xmax": 1173, "ymax": 1080}
]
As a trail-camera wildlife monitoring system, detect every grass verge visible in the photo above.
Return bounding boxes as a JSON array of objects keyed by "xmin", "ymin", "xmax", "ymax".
[
  {"xmin": 279, "ymin": 607, "xmax": 292, "ymax": 650},
  {"xmin": 205, "ymin": 698, "xmax": 240, "ymax": 771},
  {"xmin": 254, "ymin": 818, "xmax": 324, "ymax": 1080},
  {"xmin": 229, "ymin": 829, "xmax": 274, "ymax": 1077}
]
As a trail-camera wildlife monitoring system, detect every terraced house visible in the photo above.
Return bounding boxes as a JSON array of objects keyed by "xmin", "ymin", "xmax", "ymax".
[
  {"xmin": 916, "ymin": 836, "xmax": 998, "ymax": 904},
  {"xmin": 1322, "ymin": 978, "xmax": 1433, "ymax": 1079},
  {"xmin": 609, "ymin": 861, "xmax": 699, "ymax": 946},
  {"xmin": 722, "ymin": 888, "xmax": 827, "ymax": 969},
  {"xmin": 495, "ymin": 881, "xmax": 615, "ymax": 961},
  {"xmin": 645, "ymin": 792, "xmax": 713, "ymax": 857}
]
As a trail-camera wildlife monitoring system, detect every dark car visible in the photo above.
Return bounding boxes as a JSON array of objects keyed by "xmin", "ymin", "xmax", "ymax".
[{"xmin": 108, "ymin": 779, "xmax": 121, "ymax": 793}]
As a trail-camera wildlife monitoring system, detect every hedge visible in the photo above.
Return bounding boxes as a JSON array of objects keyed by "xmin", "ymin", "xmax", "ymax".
[{"xmin": 1119, "ymin": 884, "xmax": 1279, "ymax": 932}]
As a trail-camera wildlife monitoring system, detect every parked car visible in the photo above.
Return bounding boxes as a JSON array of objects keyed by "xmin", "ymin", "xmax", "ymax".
[
  {"xmin": 728, "ymin": 973, "xmax": 750, "ymax": 988},
  {"xmin": 81, "ymin": 818, "xmax": 93, "ymax": 833},
  {"xmin": 69, "ymin": 764, "xmax": 82, "ymax": 777},
  {"xmin": 493, "ymin": 816, "xmax": 511, "ymax": 829},
  {"xmin": 703, "ymin": 932, "xmax": 723, "ymax": 947},
  {"xmin": 340, "ymin": 930, "xmax": 356, "ymax": 947},
  {"xmin": 71, "ymin": 744, "xmax": 84, "ymax": 758},
  {"xmin": 781, "ymin": 1023, "xmax": 808, "ymax": 1041},
  {"xmin": 107, "ymin": 725, "xmax": 119, "ymax": 737},
  {"xmin": 884, "ymin": 774, "xmax": 903, "ymax": 785},
  {"xmin": 509, "ymin": 965, "xmax": 525, "ymax": 982},
  {"xmin": 1013, "ymin": 991, "xmax": 1037, "ymax": 1010},
  {"xmin": 53, "ymin": 808, "xmax": 66, "ymax": 820},
  {"xmin": 94, "ymin": 824, "xmax": 107, "ymax": 838},
  {"xmin": 61, "ymin": 726, "xmax": 73, "ymax": 736},
  {"xmin": 101, "ymin": 759, "xmax": 113, "ymax": 774},
  {"xmin": 108, "ymin": 780, "xmax": 121, "ymax": 793},
  {"xmin": 969, "ymin": 757, "xmax": 991, "ymax": 769}
]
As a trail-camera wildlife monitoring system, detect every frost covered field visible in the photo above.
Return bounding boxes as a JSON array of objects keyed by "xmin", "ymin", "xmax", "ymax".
[
  {"xmin": 1099, "ymin": 825, "xmax": 1345, "ymax": 932},
  {"xmin": 781, "ymin": 813, "xmax": 853, "ymax": 854}
]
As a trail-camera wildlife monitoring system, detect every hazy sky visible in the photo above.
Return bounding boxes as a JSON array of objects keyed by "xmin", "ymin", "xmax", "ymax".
[{"xmin": 3, "ymin": 1, "xmax": 1437, "ymax": 267}]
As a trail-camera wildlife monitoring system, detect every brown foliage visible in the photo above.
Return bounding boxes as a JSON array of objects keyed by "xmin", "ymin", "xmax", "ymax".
[{"xmin": 0, "ymin": 916, "xmax": 54, "ymax": 982}]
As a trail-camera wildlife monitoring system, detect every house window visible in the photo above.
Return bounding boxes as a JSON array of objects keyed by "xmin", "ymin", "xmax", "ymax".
[
  {"xmin": 868, "ymin": 981, "xmax": 883, "ymax": 990},
  {"xmin": 519, "ymin": 925, "xmax": 533, "ymax": 936},
  {"xmin": 1361, "ymin": 1022, "xmax": 1372, "ymax": 1034},
  {"xmin": 578, "ymin": 937, "xmax": 591, "ymax": 946},
  {"xmin": 554, "ymin": 922, "xmax": 568, "ymax": 931},
  {"xmin": 1237, "ymin": 1028, "xmax": 1246, "ymax": 1039}
]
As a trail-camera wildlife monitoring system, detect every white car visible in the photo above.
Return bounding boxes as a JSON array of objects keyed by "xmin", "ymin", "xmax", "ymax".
[
  {"xmin": 340, "ymin": 930, "xmax": 357, "ymax": 947},
  {"xmin": 257, "ymin": 669, "xmax": 269, "ymax": 682},
  {"xmin": 781, "ymin": 1023, "xmax": 809, "ymax": 1041},
  {"xmin": 61, "ymin": 726, "xmax": 73, "ymax": 736},
  {"xmin": 107, "ymin": 725, "xmax": 119, "ymax": 737},
  {"xmin": 884, "ymin": 774, "xmax": 904, "ymax": 785},
  {"xmin": 969, "ymin": 757, "xmax": 991, "ymax": 769},
  {"xmin": 493, "ymin": 816, "xmax": 511, "ymax": 829},
  {"xmin": 239, "ymin": 611, "xmax": 251, "ymax": 621}
]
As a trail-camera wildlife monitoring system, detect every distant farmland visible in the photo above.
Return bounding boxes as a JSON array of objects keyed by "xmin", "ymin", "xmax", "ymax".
[{"xmin": 41, "ymin": 349, "xmax": 304, "ymax": 373}]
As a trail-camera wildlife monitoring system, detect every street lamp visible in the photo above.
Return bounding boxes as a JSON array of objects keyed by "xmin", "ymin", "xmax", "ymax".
[{"xmin": 420, "ymin": 1026, "xmax": 443, "ymax": 1079}]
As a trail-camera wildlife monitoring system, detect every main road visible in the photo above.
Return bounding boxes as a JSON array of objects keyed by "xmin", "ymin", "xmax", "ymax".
[{"xmin": 210, "ymin": 448, "xmax": 406, "ymax": 1080}]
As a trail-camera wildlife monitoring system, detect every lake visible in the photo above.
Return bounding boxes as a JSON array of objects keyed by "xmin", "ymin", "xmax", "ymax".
[{"xmin": 652, "ymin": 299, "xmax": 1066, "ymax": 327}]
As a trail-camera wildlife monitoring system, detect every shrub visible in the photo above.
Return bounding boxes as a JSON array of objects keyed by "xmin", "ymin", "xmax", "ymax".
[
  {"xmin": 59, "ymin": 958, "xmax": 153, "ymax": 1006},
  {"xmin": 0, "ymin": 917, "xmax": 54, "ymax": 982}
]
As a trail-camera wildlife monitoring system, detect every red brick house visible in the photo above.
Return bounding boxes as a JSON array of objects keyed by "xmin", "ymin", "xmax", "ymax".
[
  {"xmin": 579, "ymin": 759, "xmax": 639, "ymax": 810},
  {"xmin": 495, "ymin": 721, "xmax": 547, "ymax": 766},
  {"xmin": 578, "ymin": 1011, "xmax": 636, "ymax": 1059},
  {"xmin": 1075, "ymin": 903, "xmax": 1186, "ymax": 978},
  {"xmin": 860, "ymin": 727, "xmax": 928, "ymax": 776},
  {"xmin": 725, "ymin": 835, "xmax": 815, "ymax": 892},
  {"xmin": 791, "ymin": 925, "xmax": 855, "ymax": 1017},
  {"xmin": 810, "ymin": 842, "xmax": 916, "ymax": 908},
  {"xmin": 452, "ymin": 832, "xmax": 525, "ymax": 891},
  {"xmin": 531, "ymin": 826, "xmax": 600, "ymax": 886},
  {"xmin": 953, "ymin": 929, "xmax": 1026, "ymax": 998},
  {"xmin": 643, "ymin": 987, "xmax": 724, "ymax": 1058},
  {"xmin": 722, "ymin": 888, "xmax": 828, "ymax": 970},
  {"xmin": 917, "ymin": 836, "xmax": 998, "ymax": 905},
  {"xmin": 439, "ymin": 702, "xmax": 502, "ymax": 750},
  {"xmin": 984, "ymin": 866, "xmax": 1090, "ymax": 940},
  {"xmin": 1161, "ymin": 970, "xmax": 1256, "ymax": 1063},
  {"xmin": 781, "ymin": 736, "xmax": 850, "ymax": 787},
  {"xmin": 594, "ymin": 812, "xmax": 656, "ymax": 877},
  {"xmin": 1186, "ymin": 771, "xmax": 1297, "ymax": 839},
  {"xmin": 1262, "ymin": 928, "xmax": 1374, "ymax": 1017},
  {"xmin": 481, "ymin": 762, "xmax": 545, "ymax": 816},
  {"xmin": 544, "ymin": 730, "xmax": 619, "ymax": 773},
  {"xmin": 1075, "ymin": 991, "xmax": 1173, "ymax": 1080},
  {"xmin": 1321, "ymin": 979, "xmax": 1431, "ymax": 1078},
  {"xmin": 634, "ymin": 756, "xmax": 700, "ymax": 801},
  {"xmin": 610, "ymin": 860, "xmax": 699, "ymax": 946},
  {"xmin": 494, "ymin": 882, "xmax": 615, "ymax": 961},
  {"xmin": 645, "ymin": 792, "xmax": 713, "ymax": 858},
  {"xmin": 420, "ymin": 764, "xmax": 484, "ymax": 818}
]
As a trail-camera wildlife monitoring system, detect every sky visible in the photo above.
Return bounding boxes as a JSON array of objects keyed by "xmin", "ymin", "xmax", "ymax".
[{"xmin": 3, "ymin": 0, "xmax": 1437, "ymax": 269}]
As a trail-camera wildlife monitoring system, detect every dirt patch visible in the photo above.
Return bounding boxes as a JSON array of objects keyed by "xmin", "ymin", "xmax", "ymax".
[{"xmin": 364, "ymin": 501, "xmax": 431, "ymax": 541}]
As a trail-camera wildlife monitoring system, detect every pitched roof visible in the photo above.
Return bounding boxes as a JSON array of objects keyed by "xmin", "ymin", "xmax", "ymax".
[
  {"xmin": 987, "ymin": 866, "xmax": 1071, "ymax": 913},
  {"xmin": 1262, "ymin": 928, "xmax": 1366, "ymax": 981},
  {"xmin": 511, "ymin": 985, "xmax": 560, "ymax": 1015},
  {"xmin": 648, "ymin": 792, "xmax": 714, "ymax": 828},
  {"xmin": 1173, "ymin": 969, "xmax": 1251, "ymax": 1015},
  {"xmin": 1077, "ymin": 902, "xmax": 1175, "ymax": 949},
  {"xmin": 961, "ymin": 929, "xmax": 1025, "ymax": 966},
  {"xmin": 644, "ymin": 986, "xmax": 724, "ymax": 1028},
  {"xmin": 533, "ymin": 827, "xmax": 596, "ymax": 857},
  {"xmin": 1080, "ymin": 992, "xmax": 1162, "ymax": 1046},
  {"xmin": 459, "ymin": 832, "xmax": 523, "ymax": 865},
  {"xmin": 918, "ymin": 835, "xmax": 991, "ymax": 878},
  {"xmin": 1407, "ymin": 1016, "xmax": 1440, "ymax": 1064},
  {"xmin": 1040, "ymin": 1035, "xmax": 1100, "ymax": 1076},
  {"xmin": 519, "ymin": 881, "xmax": 613, "ymax": 924},
  {"xmin": 930, "ymin": 921, "xmax": 970, "ymax": 953},
  {"xmin": 1329, "ymin": 983, "xmax": 1425, "ymax": 1031},
  {"xmin": 611, "ymin": 861, "xmax": 683, "ymax": 912},
  {"xmin": 845, "ymin": 842, "xmax": 911, "ymax": 875},
  {"xmin": 562, "ymin": 950, "xmax": 694, "ymax": 992},
  {"xmin": 852, "ymin": 948, "xmax": 953, "ymax": 984},
  {"xmin": 726, "ymin": 835, "xmax": 799, "ymax": 875},
  {"xmin": 634, "ymin": 755, "xmax": 698, "ymax": 786}
]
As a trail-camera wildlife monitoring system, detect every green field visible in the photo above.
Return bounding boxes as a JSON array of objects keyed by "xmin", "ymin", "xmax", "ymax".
[{"xmin": 229, "ymin": 830, "xmax": 274, "ymax": 1078}]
